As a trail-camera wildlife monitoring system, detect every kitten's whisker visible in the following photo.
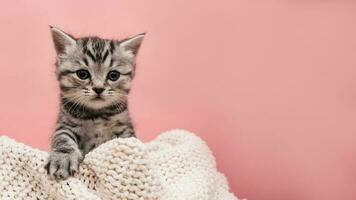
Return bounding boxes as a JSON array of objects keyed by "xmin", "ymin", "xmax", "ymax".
[{"xmin": 64, "ymin": 95, "xmax": 83, "ymax": 115}]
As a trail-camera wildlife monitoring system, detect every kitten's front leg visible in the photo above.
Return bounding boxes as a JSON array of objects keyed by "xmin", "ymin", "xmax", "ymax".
[{"xmin": 45, "ymin": 129, "xmax": 83, "ymax": 180}]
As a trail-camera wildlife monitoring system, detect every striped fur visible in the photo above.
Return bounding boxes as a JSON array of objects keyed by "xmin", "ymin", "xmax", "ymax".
[{"xmin": 45, "ymin": 27, "xmax": 144, "ymax": 180}]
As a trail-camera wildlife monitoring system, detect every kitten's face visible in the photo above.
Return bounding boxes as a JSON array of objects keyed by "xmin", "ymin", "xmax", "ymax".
[{"xmin": 50, "ymin": 27, "xmax": 144, "ymax": 110}]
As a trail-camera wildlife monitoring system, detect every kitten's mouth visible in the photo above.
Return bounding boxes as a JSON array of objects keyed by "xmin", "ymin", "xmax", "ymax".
[{"xmin": 92, "ymin": 96, "xmax": 104, "ymax": 101}]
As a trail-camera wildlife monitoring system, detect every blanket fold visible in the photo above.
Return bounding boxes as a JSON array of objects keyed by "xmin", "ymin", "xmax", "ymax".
[{"xmin": 0, "ymin": 129, "xmax": 238, "ymax": 200}]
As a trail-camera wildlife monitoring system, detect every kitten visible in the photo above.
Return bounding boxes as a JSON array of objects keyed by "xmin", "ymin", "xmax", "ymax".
[{"xmin": 44, "ymin": 26, "xmax": 144, "ymax": 180}]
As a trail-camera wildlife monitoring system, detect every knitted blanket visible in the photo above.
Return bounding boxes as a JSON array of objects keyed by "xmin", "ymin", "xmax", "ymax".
[{"xmin": 0, "ymin": 129, "xmax": 239, "ymax": 200}]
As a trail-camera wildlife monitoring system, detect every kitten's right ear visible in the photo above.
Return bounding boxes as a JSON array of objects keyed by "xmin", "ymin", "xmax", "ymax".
[{"xmin": 50, "ymin": 26, "xmax": 76, "ymax": 55}]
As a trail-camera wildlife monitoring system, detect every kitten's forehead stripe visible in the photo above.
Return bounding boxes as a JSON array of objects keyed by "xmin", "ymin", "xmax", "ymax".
[
  {"xmin": 102, "ymin": 50, "xmax": 109, "ymax": 63},
  {"xmin": 109, "ymin": 41, "xmax": 115, "ymax": 54},
  {"xmin": 86, "ymin": 50, "xmax": 96, "ymax": 62},
  {"xmin": 83, "ymin": 58, "xmax": 88, "ymax": 66},
  {"xmin": 109, "ymin": 59, "xmax": 115, "ymax": 68}
]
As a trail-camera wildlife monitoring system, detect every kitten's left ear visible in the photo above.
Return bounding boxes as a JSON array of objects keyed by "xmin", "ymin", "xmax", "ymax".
[
  {"xmin": 50, "ymin": 26, "xmax": 77, "ymax": 55},
  {"xmin": 119, "ymin": 33, "xmax": 145, "ymax": 56}
]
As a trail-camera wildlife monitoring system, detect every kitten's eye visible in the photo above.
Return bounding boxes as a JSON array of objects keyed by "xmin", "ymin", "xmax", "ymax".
[
  {"xmin": 76, "ymin": 69, "xmax": 90, "ymax": 80},
  {"xmin": 107, "ymin": 70, "xmax": 120, "ymax": 81}
]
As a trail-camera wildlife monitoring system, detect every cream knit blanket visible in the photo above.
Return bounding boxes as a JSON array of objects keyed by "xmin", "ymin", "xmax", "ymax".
[{"xmin": 0, "ymin": 129, "xmax": 239, "ymax": 200}]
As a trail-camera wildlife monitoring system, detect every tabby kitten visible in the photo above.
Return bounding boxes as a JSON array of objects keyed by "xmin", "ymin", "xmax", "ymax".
[{"xmin": 44, "ymin": 27, "xmax": 144, "ymax": 180}]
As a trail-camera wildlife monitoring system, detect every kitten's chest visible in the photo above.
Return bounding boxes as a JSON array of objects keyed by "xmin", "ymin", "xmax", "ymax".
[{"xmin": 79, "ymin": 119, "xmax": 116, "ymax": 154}]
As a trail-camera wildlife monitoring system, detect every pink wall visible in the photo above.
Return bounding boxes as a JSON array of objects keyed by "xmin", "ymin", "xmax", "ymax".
[{"xmin": 0, "ymin": 1, "xmax": 355, "ymax": 199}]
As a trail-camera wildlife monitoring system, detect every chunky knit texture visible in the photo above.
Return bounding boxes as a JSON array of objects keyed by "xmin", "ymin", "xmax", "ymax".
[{"xmin": 0, "ymin": 130, "xmax": 239, "ymax": 200}]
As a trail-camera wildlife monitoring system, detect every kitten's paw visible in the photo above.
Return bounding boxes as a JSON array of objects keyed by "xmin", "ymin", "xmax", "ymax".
[{"xmin": 44, "ymin": 150, "xmax": 83, "ymax": 180}]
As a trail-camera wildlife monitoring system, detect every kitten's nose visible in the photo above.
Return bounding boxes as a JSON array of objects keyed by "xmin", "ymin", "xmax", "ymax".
[{"xmin": 93, "ymin": 87, "xmax": 104, "ymax": 95}]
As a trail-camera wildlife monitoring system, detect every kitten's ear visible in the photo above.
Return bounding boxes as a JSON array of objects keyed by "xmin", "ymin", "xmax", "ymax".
[
  {"xmin": 119, "ymin": 33, "xmax": 145, "ymax": 57},
  {"xmin": 50, "ymin": 26, "xmax": 76, "ymax": 55}
]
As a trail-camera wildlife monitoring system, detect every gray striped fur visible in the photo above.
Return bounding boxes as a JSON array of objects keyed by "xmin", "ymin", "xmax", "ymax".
[{"xmin": 45, "ymin": 27, "xmax": 144, "ymax": 180}]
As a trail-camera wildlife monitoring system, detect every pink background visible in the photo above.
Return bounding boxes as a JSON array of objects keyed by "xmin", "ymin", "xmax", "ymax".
[{"xmin": 0, "ymin": 1, "xmax": 355, "ymax": 199}]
